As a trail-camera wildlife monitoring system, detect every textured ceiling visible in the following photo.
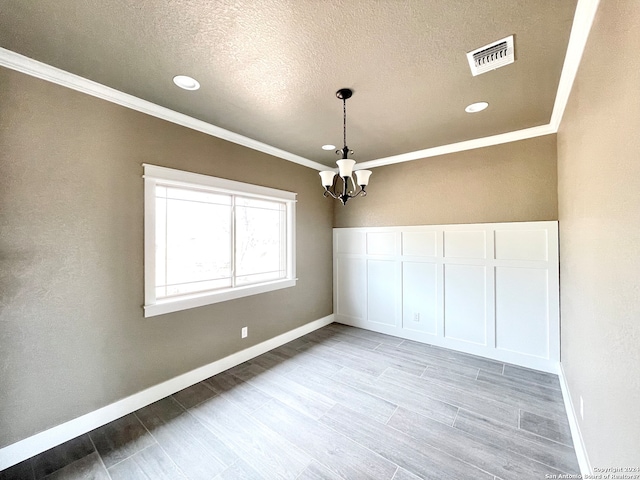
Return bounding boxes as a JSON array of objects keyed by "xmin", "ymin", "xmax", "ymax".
[{"xmin": 0, "ymin": 0, "xmax": 577, "ymax": 167}]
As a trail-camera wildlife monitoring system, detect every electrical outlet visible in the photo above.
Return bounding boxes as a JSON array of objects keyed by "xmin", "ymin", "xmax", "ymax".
[
  {"xmin": 241, "ymin": 327, "xmax": 248, "ymax": 339},
  {"xmin": 413, "ymin": 312, "xmax": 420, "ymax": 322},
  {"xmin": 580, "ymin": 396, "xmax": 584, "ymax": 420}
]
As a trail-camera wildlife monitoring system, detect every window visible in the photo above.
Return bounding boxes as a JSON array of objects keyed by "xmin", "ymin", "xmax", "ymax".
[{"xmin": 143, "ymin": 164, "xmax": 296, "ymax": 317}]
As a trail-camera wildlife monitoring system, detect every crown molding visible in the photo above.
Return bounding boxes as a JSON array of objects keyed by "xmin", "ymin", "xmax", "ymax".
[
  {"xmin": 356, "ymin": 124, "xmax": 556, "ymax": 170},
  {"xmin": 0, "ymin": 48, "xmax": 328, "ymax": 172},
  {"xmin": 549, "ymin": 0, "xmax": 601, "ymax": 130},
  {"xmin": 0, "ymin": 0, "xmax": 598, "ymax": 172}
]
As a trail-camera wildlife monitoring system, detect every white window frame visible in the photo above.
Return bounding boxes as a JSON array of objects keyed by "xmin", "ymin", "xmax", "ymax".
[{"xmin": 143, "ymin": 164, "xmax": 297, "ymax": 317}]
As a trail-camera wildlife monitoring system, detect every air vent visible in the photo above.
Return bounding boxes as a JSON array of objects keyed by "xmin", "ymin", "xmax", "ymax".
[{"xmin": 466, "ymin": 35, "xmax": 514, "ymax": 76}]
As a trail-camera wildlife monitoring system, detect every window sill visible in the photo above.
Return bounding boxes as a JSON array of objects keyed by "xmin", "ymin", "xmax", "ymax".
[{"xmin": 144, "ymin": 278, "xmax": 297, "ymax": 317}]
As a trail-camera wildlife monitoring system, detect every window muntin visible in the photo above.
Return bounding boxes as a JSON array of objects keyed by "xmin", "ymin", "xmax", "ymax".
[{"xmin": 143, "ymin": 164, "xmax": 296, "ymax": 317}]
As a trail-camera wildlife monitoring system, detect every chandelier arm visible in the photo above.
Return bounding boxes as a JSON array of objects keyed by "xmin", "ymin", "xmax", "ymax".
[
  {"xmin": 344, "ymin": 186, "xmax": 366, "ymax": 199},
  {"xmin": 323, "ymin": 189, "xmax": 339, "ymax": 199}
]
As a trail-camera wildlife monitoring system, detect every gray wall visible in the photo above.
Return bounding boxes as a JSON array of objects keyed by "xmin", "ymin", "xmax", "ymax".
[
  {"xmin": 0, "ymin": 67, "xmax": 333, "ymax": 447},
  {"xmin": 557, "ymin": 0, "xmax": 640, "ymax": 466},
  {"xmin": 334, "ymin": 135, "xmax": 558, "ymax": 228}
]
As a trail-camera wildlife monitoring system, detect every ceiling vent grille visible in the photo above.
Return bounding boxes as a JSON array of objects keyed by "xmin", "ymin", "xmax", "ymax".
[{"xmin": 466, "ymin": 35, "xmax": 514, "ymax": 76}]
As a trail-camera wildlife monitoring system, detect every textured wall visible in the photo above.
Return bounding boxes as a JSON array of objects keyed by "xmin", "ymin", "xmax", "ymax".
[
  {"xmin": 557, "ymin": 0, "xmax": 640, "ymax": 466},
  {"xmin": 0, "ymin": 67, "xmax": 333, "ymax": 447},
  {"xmin": 334, "ymin": 135, "xmax": 558, "ymax": 228}
]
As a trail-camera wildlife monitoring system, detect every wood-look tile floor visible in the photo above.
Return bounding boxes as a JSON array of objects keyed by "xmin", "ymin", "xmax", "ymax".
[{"xmin": 1, "ymin": 323, "xmax": 580, "ymax": 479}]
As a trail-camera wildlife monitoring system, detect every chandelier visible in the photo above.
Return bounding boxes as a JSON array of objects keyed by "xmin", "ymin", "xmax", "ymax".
[{"xmin": 319, "ymin": 88, "xmax": 372, "ymax": 205}]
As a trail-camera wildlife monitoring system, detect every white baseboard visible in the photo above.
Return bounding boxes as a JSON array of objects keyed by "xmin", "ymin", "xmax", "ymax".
[
  {"xmin": 0, "ymin": 314, "xmax": 334, "ymax": 471},
  {"xmin": 558, "ymin": 363, "xmax": 592, "ymax": 475}
]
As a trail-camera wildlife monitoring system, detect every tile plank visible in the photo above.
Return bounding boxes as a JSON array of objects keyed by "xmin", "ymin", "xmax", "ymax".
[
  {"xmin": 144, "ymin": 397, "xmax": 238, "ymax": 467},
  {"xmin": 0, "ymin": 459, "xmax": 34, "ymax": 480},
  {"xmin": 519, "ymin": 410, "xmax": 574, "ymax": 446},
  {"xmin": 286, "ymin": 366, "xmax": 398, "ymax": 423},
  {"xmin": 299, "ymin": 329, "xmax": 343, "ymax": 347},
  {"xmin": 32, "ymin": 435, "xmax": 95, "ymax": 479},
  {"xmin": 135, "ymin": 397, "xmax": 230, "ymax": 479},
  {"xmin": 397, "ymin": 339, "xmax": 504, "ymax": 373},
  {"xmin": 204, "ymin": 371, "xmax": 272, "ymax": 413},
  {"xmin": 90, "ymin": 414, "xmax": 155, "ymax": 469},
  {"xmin": 454, "ymin": 409, "xmax": 580, "ymax": 473},
  {"xmin": 326, "ymin": 324, "xmax": 405, "ymax": 346},
  {"xmin": 296, "ymin": 460, "xmax": 345, "ymax": 480},
  {"xmin": 421, "ymin": 364, "xmax": 567, "ymax": 417},
  {"xmin": 295, "ymin": 342, "xmax": 389, "ymax": 376},
  {"xmin": 172, "ymin": 382, "xmax": 217, "ymax": 409},
  {"xmin": 381, "ymin": 367, "xmax": 520, "ymax": 427},
  {"xmin": 319, "ymin": 329, "xmax": 382, "ymax": 350},
  {"xmin": 251, "ymin": 399, "xmax": 397, "ymax": 480},
  {"xmin": 387, "ymin": 406, "xmax": 564, "ymax": 480},
  {"xmin": 327, "ymin": 341, "xmax": 427, "ymax": 376},
  {"xmin": 503, "ymin": 364, "xmax": 561, "ymax": 390},
  {"xmin": 213, "ymin": 460, "xmax": 263, "ymax": 480},
  {"xmin": 270, "ymin": 345, "xmax": 344, "ymax": 378},
  {"xmin": 190, "ymin": 396, "xmax": 310, "ymax": 479},
  {"xmin": 42, "ymin": 452, "xmax": 109, "ymax": 480},
  {"xmin": 376, "ymin": 344, "xmax": 480, "ymax": 379},
  {"xmin": 233, "ymin": 364, "xmax": 336, "ymax": 419},
  {"xmin": 107, "ymin": 444, "xmax": 186, "ymax": 480},
  {"xmin": 332, "ymin": 367, "xmax": 458, "ymax": 425},
  {"xmin": 392, "ymin": 468, "xmax": 423, "ymax": 480},
  {"xmin": 248, "ymin": 351, "xmax": 299, "ymax": 376},
  {"xmin": 321, "ymin": 404, "xmax": 494, "ymax": 480},
  {"xmin": 477, "ymin": 370, "xmax": 564, "ymax": 403}
]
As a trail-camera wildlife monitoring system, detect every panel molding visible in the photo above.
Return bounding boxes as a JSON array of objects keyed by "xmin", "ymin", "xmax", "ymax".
[
  {"xmin": 0, "ymin": 315, "xmax": 334, "ymax": 471},
  {"xmin": 443, "ymin": 263, "xmax": 488, "ymax": 345},
  {"xmin": 334, "ymin": 221, "xmax": 559, "ymax": 372}
]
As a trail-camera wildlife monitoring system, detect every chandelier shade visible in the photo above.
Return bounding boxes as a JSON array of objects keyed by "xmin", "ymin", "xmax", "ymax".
[
  {"xmin": 355, "ymin": 169, "xmax": 372, "ymax": 186},
  {"xmin": 319, "ymin": 171, "xmax": 335, "ymax": 187}
]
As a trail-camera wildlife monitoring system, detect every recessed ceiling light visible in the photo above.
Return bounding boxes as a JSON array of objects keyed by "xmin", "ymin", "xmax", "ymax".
[
  {"xmin": 322, "ymin": 144, "xmax": 336, "ymax": 150},
  {"xmin": 173, "ymin": 75, "xmax": 200, "ymax": 91},
  {"xmin": 465, "ymin": 101, "xmax": 489, "ymax": 113}
]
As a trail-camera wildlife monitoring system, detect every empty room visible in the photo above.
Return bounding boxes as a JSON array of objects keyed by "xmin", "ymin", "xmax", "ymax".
[{"xmin": 1, "ymin": 0, "xmax": 638, "ymax": 479}]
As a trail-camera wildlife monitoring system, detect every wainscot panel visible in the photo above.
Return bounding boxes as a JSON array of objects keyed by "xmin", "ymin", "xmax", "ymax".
[{"xmin": 333, "ymin": 221, "xmax": 559, "ymax": 372}]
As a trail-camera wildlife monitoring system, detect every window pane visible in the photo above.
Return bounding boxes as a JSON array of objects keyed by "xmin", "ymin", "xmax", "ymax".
[
  {"xmin": 155, "ymin": 188, "xmax": 232, "ymax": 299},
  {"xmin": 235, "ymin": 200, "xmax": 286, "ymax": 279}
]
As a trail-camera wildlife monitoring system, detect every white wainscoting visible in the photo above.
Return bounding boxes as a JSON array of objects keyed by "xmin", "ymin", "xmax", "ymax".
[{"xmin": 333, "ymin": 221, "xmax": 559, "ymax": 372}]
